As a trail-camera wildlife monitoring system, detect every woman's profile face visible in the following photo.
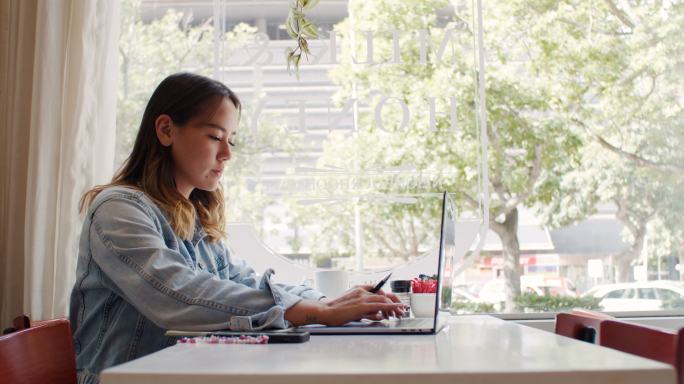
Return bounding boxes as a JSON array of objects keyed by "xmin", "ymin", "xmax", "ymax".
[{"xmin": 167, "ymin": 98, "xmax": 238, "ymax": 198}]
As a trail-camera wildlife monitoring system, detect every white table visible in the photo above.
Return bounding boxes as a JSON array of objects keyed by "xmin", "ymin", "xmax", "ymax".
[{"xmin": 101, "ymin": 315, "xmax": 675, "ymax": 384}]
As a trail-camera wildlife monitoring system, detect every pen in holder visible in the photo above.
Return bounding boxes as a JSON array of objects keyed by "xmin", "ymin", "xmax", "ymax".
[{"xmin": 390, "ymin": 280, "xmax": 411, "ymax": 316}]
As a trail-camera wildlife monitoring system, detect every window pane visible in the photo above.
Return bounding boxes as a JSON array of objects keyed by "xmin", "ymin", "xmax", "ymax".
[
  {"xmin": 117, "ymin": 0, "xmax": 684, "ymax": 316},
  {"xmin": 213, "ymin": 1, "xmax": 486, "ymax": 280},
  {"xmin": 118, "ymin": 0, "xmax": 486, "ymax": 290},
  {"xmin": 470, "ymin": 0, "xmax": 684, "ymax": 314}
]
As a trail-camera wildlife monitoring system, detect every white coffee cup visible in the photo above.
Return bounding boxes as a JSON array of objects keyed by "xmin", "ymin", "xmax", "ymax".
[{"xmin": 314, "ymin": 269, "xmax": 348, "ymax": 298}]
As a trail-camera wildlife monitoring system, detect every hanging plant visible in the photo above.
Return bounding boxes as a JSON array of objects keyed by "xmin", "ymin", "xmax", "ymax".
[{"xmin": 285, "ymin": 0, "xmax": 320, "ymax": 78}]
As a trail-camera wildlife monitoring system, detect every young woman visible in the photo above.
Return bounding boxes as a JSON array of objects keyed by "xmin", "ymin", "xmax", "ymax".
[{"xmin": 69, "ymin": 73, "xmax": 405, "ymax": 383}]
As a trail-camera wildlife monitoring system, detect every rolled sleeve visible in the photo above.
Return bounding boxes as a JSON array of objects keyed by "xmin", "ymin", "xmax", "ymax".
[
  {"xmin": 274, "ymin": 282, "xmax": 326, "ymax": 302},
  {"xmin": 227, "ymin": 271, "xmax": 304, "ymax": 331}
]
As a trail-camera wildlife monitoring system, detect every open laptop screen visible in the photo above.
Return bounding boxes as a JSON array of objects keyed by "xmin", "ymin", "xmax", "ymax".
[{"xmin": 433, "ymin": 192, "xmax": 456, "ymax": 329}]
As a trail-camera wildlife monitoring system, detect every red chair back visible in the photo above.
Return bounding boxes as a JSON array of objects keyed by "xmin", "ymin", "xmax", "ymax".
[
  {"xmin": 0, "ymin": 317, "xmax": 77, "ymax": 384},
  {"xmin": 555, "ymin": 309, "xmax": 614, "ymax": 343},
  {"xmin": 600, "ymin": 320, "xmax": 682, "ymax": 384},
  {"xmin": 678, "ymin": 328, "xmax": 684, "ymax": 384}
]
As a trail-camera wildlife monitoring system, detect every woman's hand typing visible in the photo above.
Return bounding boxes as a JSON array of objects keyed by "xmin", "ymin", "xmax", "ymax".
[{"xmin": 285, "ymin": 285, "xmax": 406, "ymax": 326}]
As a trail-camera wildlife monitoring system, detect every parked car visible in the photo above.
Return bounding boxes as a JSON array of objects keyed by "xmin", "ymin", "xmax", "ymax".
[
  {"xmin": 454, "ymin": 283, "xmax": 484, "ymax": 298},
  {"xmin": 451, "ymin": 287, "xmax": 499, "ymax": 312},
  {"xmin": 477, "ymin": 279, "xmax": 544, "ymax": 305},
  {"xmin": 452, "ymin": 287, "xmax": 482, "ymax": 303},
  {"xmin": 521, "ymin": 276, "xmax": 577, "ymax": 297},
  {"xmin": 581, "ymin": 281, "xmax": 684, "ymax": 312},
  {"xmin": 477, "ymin": 276, "xmax": 576, "ymax": 306}
]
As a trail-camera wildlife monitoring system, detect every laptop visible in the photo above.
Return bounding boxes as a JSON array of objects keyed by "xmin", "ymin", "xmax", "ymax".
[{"xmin": 297, "ymin": 192, "xmax": 456, "ymax": 335}]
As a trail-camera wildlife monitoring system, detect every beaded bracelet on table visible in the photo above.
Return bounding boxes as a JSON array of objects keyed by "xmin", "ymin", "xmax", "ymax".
[{"xmin": 176, "ymin": 335, "xmax": 269, "ymax": 345}]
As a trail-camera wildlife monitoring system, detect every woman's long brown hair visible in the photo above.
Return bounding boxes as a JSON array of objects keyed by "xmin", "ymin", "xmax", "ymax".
[{"xmin": 80, "ymin": 73, "xmax": 241, "ymax": 242}]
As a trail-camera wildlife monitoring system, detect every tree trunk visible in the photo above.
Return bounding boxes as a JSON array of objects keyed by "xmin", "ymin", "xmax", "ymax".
[
  {"xmin": 491, "ymin": 208, "xmax": 522, "ymax": 312},
  {"xmin": 613, "ymin": 254, "xmax": 634, "ymax": 283},
  {"xmin": 613, "ymin": 198, "xmax": 652, "ymax": 283},
  {"xmin": 613, "ymin": 225, "xmax": 647, "ymax": 283}
]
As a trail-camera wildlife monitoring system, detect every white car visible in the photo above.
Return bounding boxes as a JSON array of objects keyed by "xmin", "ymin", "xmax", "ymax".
[
  {"xmin": 451, "ymin": 287, "xmax": 500, "ymax": 312},
  {"xmin": 581, "ymin": 281, "xmax": 684, "ymax": 312},
  {"xmin": 476, "ymin": 276, "xmax": 578, "ymax": 306},
  {"xmin": 451, "ymin": 287, "xmax": 482, "ymax": 303},
  {"xmin": 477, "ymin": 279, "xmax": 544, "ymax": 305}
]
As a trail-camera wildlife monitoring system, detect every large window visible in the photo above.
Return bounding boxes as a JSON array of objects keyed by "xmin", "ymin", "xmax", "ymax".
[{"xmin": 117, "ymin": 0, "xmax": 684, "ymax": 316}]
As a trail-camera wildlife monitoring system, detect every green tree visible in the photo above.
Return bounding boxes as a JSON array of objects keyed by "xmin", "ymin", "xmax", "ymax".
[
  {"xmin": 312, "ymin": 0, "xmax": 682, "ymax": 310},
  {"xmin": 318, "ymin": 0, "xmax": 585, "ymax": 310},
  {"xmin": 514, "ymin": 0, "xmax": 684, "ymax": 282}
]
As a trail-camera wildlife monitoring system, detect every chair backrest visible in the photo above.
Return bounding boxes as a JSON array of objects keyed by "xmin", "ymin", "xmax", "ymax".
[
  {"xmin": 0, "ymin": 317, "xmax": 77, "ymax": 384},
  {"xmin": 555, "ymin": 309, "xmax": 614, "ymax": 343},
  {"xmin": 678, "ymin": 328, "xmax": 684, "ymax": 384},
  {"xmin": 600, "ymin": 320, "xmax": 683, "ymax": 384},
  {"xmin": 569, "ymin": 308, "xmax": 614, "ymax": 320}
]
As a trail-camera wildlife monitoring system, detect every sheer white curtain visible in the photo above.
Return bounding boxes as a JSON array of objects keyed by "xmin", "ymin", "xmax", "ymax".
[
  {"xmin": 0, "ymin": 0, "xmax": 120, "ymax": 327},
  {"xmin": 0, "ymin": 0, "xmax": 37, "ymax": 330}
]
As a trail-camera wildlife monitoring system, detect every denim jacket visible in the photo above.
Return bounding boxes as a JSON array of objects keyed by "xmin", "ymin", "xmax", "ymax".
[{"xmin": 69, "ymin": 186, "xmax": 324, "ymax": 384}]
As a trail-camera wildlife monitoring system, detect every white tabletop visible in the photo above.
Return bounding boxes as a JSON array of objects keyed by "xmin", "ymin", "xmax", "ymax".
[{"xmin": 101, "ymin": 315, "xmax": 675, "ymax": 384}]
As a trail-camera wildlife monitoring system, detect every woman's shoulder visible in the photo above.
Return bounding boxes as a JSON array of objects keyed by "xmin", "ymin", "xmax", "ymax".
[
  {"xmin": 93, "ymin": 185, "xmax": 144, "ymax": 203},
  {"xmin": 88, "ymin": 185, "xmax": 158, "ymax": 218},
  {"xmin": 85, "ymin": 186, "xmax": 172, "ymax": 245}
]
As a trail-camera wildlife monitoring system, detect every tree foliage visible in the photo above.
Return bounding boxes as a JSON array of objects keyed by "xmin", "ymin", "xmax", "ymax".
[{"xmin": 317, "ymin": 0, "xmax": 683, "ymax": 309}]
